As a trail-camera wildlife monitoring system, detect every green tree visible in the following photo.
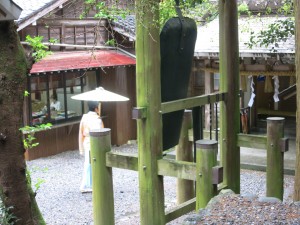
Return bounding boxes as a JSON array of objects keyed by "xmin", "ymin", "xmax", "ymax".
[{"xmin": 0, "ymin": 21, "xmax": 45, "ymax": 225}]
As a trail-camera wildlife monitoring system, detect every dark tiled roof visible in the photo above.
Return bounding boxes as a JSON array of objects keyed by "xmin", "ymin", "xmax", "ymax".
[{"xmin": 111, "ymin": 15, "xmax": 136, "ymax": 40}]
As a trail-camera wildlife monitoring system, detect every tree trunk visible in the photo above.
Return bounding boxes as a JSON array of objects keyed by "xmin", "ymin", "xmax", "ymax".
[
  {"xmin": 294, "ymin": 0, "xmax": 300, "ymax": 201},
  {"xmin": 0, "ymin": 21, "xmax": 45, "ymax": 225}
]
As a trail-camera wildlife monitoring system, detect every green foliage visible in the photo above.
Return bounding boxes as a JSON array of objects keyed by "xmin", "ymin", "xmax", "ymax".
[
  {"xmin": 24, "ymin": 90, "xmax": 29, "ymax": 97},
  {"xmin": 278, "ymin": 0, "xmax": 294, "ymax": 16},
  {"xmin": 26, "ymin": 167, "xmax": 47, "ymax": 193},
  {"xmin": 49, "ymin": 38, "xmax": 58, "ymax": 44},
  {"xmin": 238, "ymin": 2, "xmax": 250, "ymax": 16},
  {"xmin": 0, "ymin": 190, "xmax": 17, "ymax": 225},
  {"xmin": 19, "ymin": 123, "xmax": 52, "ymax": 150},
  {"xmin": 158, "ymin": 0, "xmax": 218, "ymax": 28},
  {"xmin": 25, "ymin": 35, "xmax": 52, "ymax": 62},
  {"xmin": 245, "ymin": 18, "xmax": 294, "ymax": 52},
  {"xmin": 159, "ymin": 0, "xmax": 176, "ymax": 28},
  {"xmin": 80, "ymin": 0, "xmax": 129, "ymax": 21},
  {"xmin": 106, "ymin": 39, "xmax": 116, "ymax": 46}
]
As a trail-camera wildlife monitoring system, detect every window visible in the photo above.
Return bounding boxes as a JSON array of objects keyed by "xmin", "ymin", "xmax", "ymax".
[{"xmin": 28, "ymin": 71, "xmax": 98, "ymax": 125}]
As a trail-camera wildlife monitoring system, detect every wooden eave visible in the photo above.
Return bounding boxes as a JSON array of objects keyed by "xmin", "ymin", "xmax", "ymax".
[
  {"xmin": 0, "ymin": 0, "xmax": 22, "ymax": 21},
  {"xmin": 195, "ymin": 66, "xmax": 296, "ymax": 77},
  {"xmin": 37, "ymin": 18, "xmax": 107, "ymax": 27},
  {"xmin": 17, "ymin": 0, "xmax": 69, "ymax": 31}
]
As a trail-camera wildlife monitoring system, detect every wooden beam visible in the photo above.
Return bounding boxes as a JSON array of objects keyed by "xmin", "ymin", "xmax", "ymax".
[
  {"xmin": 157, "ymin": 159, "xmax": 197, "ymax": 181},
  {"xmin": 199, "ymin": 67, "xmax": 296, "ymax": 77},
  {"xmin": 257, "ymin": 108, "xmax": 296, "ymax": 117},
  {"xmin": 106, "ymin": 152, "xmax": 138, "ymax": 171},
  {"xmin": 38, "ymin": 18, "xmax": 107, "ymax": 27},
  {"xmin": 237, "ymin": 134, "xmax": 267, "ymax": 149},
  {"xmin": 165, "ymin": 198, "xmax": 196, "ymax": 223},
  {"xmin": 161, "ymin": 92, "xmax": 226, "ymax": 114}
]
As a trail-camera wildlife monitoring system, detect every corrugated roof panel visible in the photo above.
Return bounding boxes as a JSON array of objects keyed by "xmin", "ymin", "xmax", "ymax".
[{"xmin": 30, "ymin": 50, "xmax": 136, "ymax": 74}]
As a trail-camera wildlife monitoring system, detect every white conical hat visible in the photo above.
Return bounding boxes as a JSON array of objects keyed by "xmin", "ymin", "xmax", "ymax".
[{"xmin": 71, "ymin": 87, "xmax": 129, "ymax": 102}]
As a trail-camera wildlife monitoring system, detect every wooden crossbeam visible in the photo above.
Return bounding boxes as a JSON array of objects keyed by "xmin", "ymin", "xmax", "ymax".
[
  {"xmin": 157, "ymin": 159, "xmax": 197, "ymax": 181},
  {"xmin": 106, "ymin": 152, "xmax": 138, "ymax": 171},
  {"xmin": 165, "ymin": 198, "xmax": 196, "ymax": 223},
  {"xmin": 106, "ymin": 153, "xmax": 198, "ymax": 180},
  {"xmin": 237, "ymin": 134, "xmax": 267, "ymax": 149},
  {"xmin": 160, "ymin": 92, "xmax": 227, "ymax": 114}
]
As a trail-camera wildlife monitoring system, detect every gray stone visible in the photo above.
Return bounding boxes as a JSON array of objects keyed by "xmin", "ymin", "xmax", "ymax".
[{"xmin": 258, "ymin": 196, "xmax": 282, "ymax": 203}]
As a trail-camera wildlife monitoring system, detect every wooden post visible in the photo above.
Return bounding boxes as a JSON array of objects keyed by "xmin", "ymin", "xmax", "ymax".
[
  {"xmin": 266, "ymin": 117, "xmax": 285, "ymax": 200},
  {"xmin": 294, "ymin": 0, "xmax": 300, "ymax": 202},
  {"xmin": 90, "ymin": 128, "xmax": 114, "ymax": 225},
  {"xmin": 196, "ymin": 140, "xmax": 218, "ymax": 210},
  {"xmin": 219, "ymin": 0, "xmax": 240, "ymax": 193},
  {"xmin": 135, "ymin": 0, "xmax": 165, "ymax": 223},
  {"xmin": 176, "ymin": 110, "xmax": 194, "ymax": 204}
]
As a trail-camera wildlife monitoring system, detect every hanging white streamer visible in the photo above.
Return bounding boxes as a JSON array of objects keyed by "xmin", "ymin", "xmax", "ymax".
[
  {"xmin": 273, "ymin": 76, "xmax": 280, "ymax": 102},
  {"xmin": 248, "ymin": 75, "xmax": 255, "ymax": 107}
]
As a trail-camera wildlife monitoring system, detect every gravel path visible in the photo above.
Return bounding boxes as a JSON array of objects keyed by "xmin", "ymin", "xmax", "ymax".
[{"xmin": 26, "ymin": 143, "xmax": 296, "ymax": 225}]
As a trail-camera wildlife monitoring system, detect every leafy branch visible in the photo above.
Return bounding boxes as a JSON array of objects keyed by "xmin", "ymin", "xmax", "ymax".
[
  {"xmin": 19, "ymin": 123, "xmax": 52, "ymax": 151},
  {"xmin": 25, "ymin": 35, "xmax": 57, "ymax": 62},
  {"xmin": 245, "ymin": 18, "xmax": 294, "ymax": 52}
]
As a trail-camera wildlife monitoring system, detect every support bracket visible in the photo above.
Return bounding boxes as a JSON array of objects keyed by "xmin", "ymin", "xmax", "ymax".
[
  {"xmin": 132, "ymin": 107, "xmax": 147, "ymax": 120},
  {"xmin": 280, "ymin": 137, "xmax": 289, "ymax": 152},
  {"xmin": 212, "ymin": 166, "xmax": 223, "ymax": 185}
]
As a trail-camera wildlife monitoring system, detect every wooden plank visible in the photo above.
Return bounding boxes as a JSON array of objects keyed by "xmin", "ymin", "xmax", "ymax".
[
  {"xmin": 161, "ymin": 92, "xmax": 226, "ymax": 114},
  {"xmin": 237, "ymin": 134, "xmax": 267, "ymax": 149},
  {"xmin": 165, "ymin": 198, "xmax": 196, "ymax": 223},
  {"xmin": 106, "ymin": 151, "xmax": 138, "ymax": 171},
  {"xmin": 257, "ymin": 108, "xmax": 296, "ymax": 117},
  {"xmin": 157, "ymin": 159, "xmax": 197, "ymax": 181},
  {"xmin": 199, "ymin": 67, "xmax": 295, "ymax": 77},
  {"xmin": 37, "ymin": 18, "xmax": 107, "ymax": 27}
]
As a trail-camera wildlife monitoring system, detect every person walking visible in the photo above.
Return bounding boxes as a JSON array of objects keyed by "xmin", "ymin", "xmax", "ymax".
[{"xmin": 78, "ymin": 101, "xmax": 104, "ymax": 192}]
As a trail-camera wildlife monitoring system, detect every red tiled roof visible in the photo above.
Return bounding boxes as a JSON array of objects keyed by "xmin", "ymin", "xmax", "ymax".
[{"xmin": 30, "ymin": 50, "xmax": 136, "ymax": 74}]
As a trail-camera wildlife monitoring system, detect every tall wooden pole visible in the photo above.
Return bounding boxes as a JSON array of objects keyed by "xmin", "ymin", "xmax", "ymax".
[
  {"xmin": 176, "ymin": 110, "xmax": 194, "ymax": 204},
  {"xmin": 266, "ymin": 117, "xmax": 284, "ymax": 200},
  {"xmin": 135, "ymin": 0, "xmax": 165, "ymax": 223},
  {"xmin": 90, "ymin": 129, "xmax": 114, "ymax": 225},
  {"xmin": 196, "ymin": 140, "xmax": 218, "ymax": 210},
  {"xmin": 219, "ymin": 0, "xmax": 240, "ymax": 193},
  {"xmin": 294, "ymin": 0, "xmax": 300, "ymax": 201}
]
